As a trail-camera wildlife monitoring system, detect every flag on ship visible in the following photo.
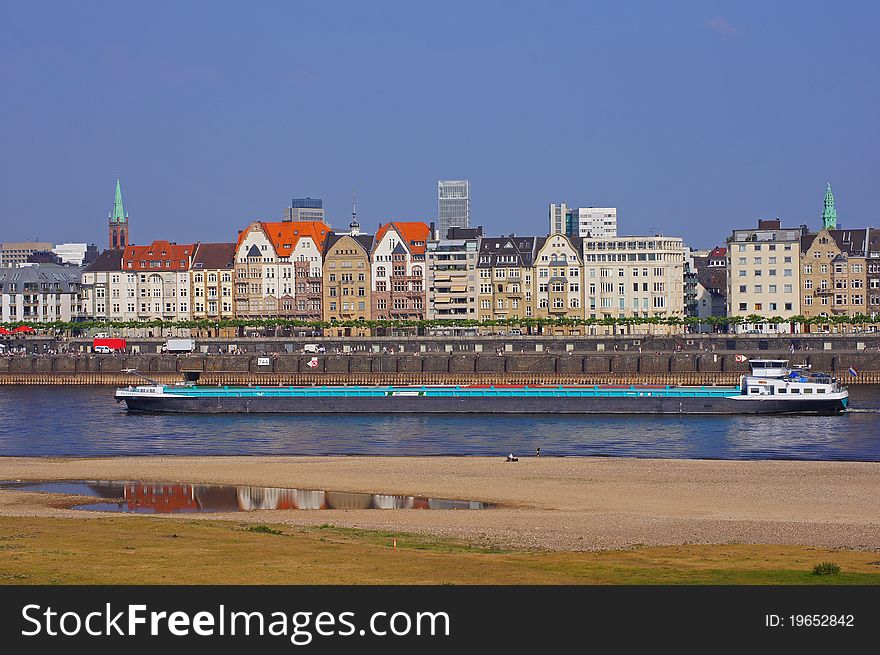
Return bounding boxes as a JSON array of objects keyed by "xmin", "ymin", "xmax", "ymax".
[{"xmin": 848, "ymin": 366, "xmax": 859, "ymax": 377}]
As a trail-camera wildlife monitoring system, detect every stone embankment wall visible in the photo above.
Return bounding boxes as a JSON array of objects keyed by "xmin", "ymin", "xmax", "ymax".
[{"xmin": 1, "ymin": 349, "xmax": 879, "ymax": 384}]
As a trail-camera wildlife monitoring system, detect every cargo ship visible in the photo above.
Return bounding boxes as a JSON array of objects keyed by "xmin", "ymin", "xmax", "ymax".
[{"xmin": 115, "ymin": 360, "xmax": 848, "ymax": 415}]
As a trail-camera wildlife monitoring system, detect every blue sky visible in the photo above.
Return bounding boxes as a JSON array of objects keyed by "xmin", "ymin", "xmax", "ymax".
[{"xmin": 1, "ymin": 1, "xmax": 877, "ymax": 248}]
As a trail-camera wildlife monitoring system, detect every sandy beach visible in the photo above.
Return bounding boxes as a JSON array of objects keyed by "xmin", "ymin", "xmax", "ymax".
[{"xmin": 1, "ymin": 456, "xmax": 878, "ymax": 551}]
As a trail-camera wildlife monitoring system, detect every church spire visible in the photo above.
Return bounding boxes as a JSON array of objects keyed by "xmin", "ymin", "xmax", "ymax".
[
  {"xmin": 111, "ymin": 177, "xmax": 127, "ymax": 224},
  {"xmin": 108, "ymin": 177, "xmax": 130, "ymax": 249},
  {"xmin": 822, "ymin": 182, "xmax": 837, "ymax": 230}
]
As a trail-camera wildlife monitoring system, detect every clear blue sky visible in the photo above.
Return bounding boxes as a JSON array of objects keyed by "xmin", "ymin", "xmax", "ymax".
[{"xmin": 1, "ymin": 1, "xmax": 877, "ymax": 249}]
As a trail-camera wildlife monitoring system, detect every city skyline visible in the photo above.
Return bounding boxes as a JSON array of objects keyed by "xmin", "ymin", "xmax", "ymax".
[{"xmin": 1, "ymin": 2, "xmax": 877, "ymax": 247}]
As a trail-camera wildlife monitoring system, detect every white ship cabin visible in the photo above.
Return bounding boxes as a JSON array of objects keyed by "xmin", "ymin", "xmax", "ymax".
[
  {"xmin": 748, "ymin": 359, "xmax": 793, "ymax": 378},
  {"xmin": 742, "ymin": 359, "xmax": 842, "ymax": 397}
]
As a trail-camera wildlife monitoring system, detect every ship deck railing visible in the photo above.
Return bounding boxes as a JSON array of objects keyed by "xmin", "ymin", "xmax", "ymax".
[{"xmin": 157, "ymin": 385, "xmax": 742, "ymax": 399}]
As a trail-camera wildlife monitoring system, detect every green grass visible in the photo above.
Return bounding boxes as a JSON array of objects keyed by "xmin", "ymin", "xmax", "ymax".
[{"xmin": 1, "ymin": 517, "xmax": 880, "ymax": 585}]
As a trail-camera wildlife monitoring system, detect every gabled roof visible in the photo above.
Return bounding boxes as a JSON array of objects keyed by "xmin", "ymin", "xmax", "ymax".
[
  {"xmin": 83, "ymin": 249, "xmax": 123, "ymax": 273},
  {"xmin": 375, "ymin": 221, "xmax": 431, "ymax": 255},
  {"xmin": 236, "ymin": 221, "xmax": 332, "ymax": 257},
  {"xmin": 122, "ymin": 241, "xmax": 196, "ymax": 271},
  {"xmin": 708, "ymin": 246, "xmax": 727, "ymax": 258},
  {"xmin": 192, "ymin": 243, "xmax": 236, "ymax": 270},
  {"xmin": 324, "ymin": 232, "xmax": 375, "ymax": 256}
]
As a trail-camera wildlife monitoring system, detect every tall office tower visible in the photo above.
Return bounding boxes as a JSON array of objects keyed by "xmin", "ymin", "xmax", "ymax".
[
  {"xmin": 437, "ymin": 179, "xmax": 470, "ymax": 236},
  {"xmin": 549, "ymin": 203, "xmax": 617, "ymax": 238},
  {"xmin": 284, "ymin": 197, "xmax": 325, "ymax": 223}
]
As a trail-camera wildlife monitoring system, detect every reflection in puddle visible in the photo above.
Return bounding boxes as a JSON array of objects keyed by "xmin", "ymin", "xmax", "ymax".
[{"xmin": 0, "ymin": 480, "xmax": 490, "ymax": 513}]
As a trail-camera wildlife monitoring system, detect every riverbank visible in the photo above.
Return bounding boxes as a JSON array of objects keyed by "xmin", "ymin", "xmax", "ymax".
[{"xmin": 1, "ymin": 456, "xmax": 878, "ymax": 551}]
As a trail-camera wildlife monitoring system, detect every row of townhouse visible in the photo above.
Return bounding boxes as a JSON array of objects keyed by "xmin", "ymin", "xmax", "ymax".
[
  {"xmin": 78, "ymin": 222, "xmax": 689, "ymax": 329},
  {"xmin": 474, "ymin": 233, "xmax": 687, "ymax": 326},
  {"xmin": 81, "ymin": 241, "xmax": 236, "ymax": 322},
  {"xmin": 726, "ymin": 220, "xmax": 880, "ymax": 333}
]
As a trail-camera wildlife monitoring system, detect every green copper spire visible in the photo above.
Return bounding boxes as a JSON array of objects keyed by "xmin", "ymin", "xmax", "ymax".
[
  {"xmin": 111, "ymin": 178, "xmax": 128, "ymax": 225},
  {"xmin": 822, "ymin": 182, "xmax": 837, "ymax": 230}
]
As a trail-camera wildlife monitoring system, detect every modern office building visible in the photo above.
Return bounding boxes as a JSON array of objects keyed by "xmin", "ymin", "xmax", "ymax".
[
  {"xmin": 284, "ymin": 197, "xmax": 325, "ymax": 223},
  {"xmin": 426, "ymin": 226, "xmax": 482, "ymax": 320},
  {"xmin": 52, "ymin": 243, "xmax": 99, "ymax": 266},
  {"xmin": 726, "ymin": 219, "xmax": 802, "ymax": 333},
  {"xmin": 437, "ymin": 179, "xmax": 470, "ymax": 236},
  {"xmin": 549, "ymin": 203, "xmax": 617, "ymax": 238},
  {"xmin": 0, "ymin": 241, "xmax": 55, "ymax": 267}
]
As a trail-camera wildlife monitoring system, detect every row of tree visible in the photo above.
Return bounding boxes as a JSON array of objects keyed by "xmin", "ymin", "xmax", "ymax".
[{"xmin": 1, "ymin": 313, "xmax": 879, "ymax": 334}]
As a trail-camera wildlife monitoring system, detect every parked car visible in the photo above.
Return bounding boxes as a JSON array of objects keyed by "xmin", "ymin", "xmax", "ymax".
[{"xmin": 303, "ymin": 343, "xmax": 321, "ymax": 353}]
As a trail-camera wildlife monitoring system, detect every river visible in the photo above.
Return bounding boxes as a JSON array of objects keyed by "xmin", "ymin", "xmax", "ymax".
[{"xmin": 1, "ymin": 385, "xmax": 879, "ymax": 460}]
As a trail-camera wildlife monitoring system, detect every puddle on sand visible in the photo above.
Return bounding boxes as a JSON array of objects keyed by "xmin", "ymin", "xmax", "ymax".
[{"xmin": 0, "ymin": 480, "xmax": 491, "ymax": 513}]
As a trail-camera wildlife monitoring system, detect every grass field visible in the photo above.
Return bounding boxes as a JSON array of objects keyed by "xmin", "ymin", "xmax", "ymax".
[{"xmin": 2, "ymin": 516, "xmax": 879, "ymax": 584}]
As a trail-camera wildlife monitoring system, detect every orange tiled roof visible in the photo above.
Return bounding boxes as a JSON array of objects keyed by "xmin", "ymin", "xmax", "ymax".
[
  {"xmin": 375, "ymin": 221, "xmax": 431, "ymax": 255},
  {"xmin": 122, "ymin": 240, "xmax": 196, "ymax": 271},
  {"xmin": 237, "ymin": 221, "xmax": 332, "ymax": 257}
]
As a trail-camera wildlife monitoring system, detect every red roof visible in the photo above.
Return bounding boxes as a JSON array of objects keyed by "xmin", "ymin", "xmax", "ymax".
[
  {"xmin": 236, "ymin": 221, "xmax": 332, "ymax": 257},
  {"xmin": 709, "ymin": 246, "xmax": 727, "ymax": 258},
  {"xmin": 122, "ymin": 240, "xmax": 196, "ymax": 271},
  {"xmin": 375, "ymin": 221, "xmax": 431, "ymax": 255}
]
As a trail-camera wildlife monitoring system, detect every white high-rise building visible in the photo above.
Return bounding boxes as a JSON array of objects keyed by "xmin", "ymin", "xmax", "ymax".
[
  {"xmin": 549, "ymin": 203, "xmax": 617, "ymax": 238},
  {"xmin": 437, "ymin": 180, "xmax": 470, "ymax": 237}
]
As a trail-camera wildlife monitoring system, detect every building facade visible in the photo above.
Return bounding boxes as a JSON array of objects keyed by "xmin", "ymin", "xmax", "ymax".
[
  {"xmin": 477, "ymin": 236, "xmax": 538, "ymax": 321},
  {"xmin": 0, "ymin": 264, "xmax": 83, "ymax": 323},
  {"xmin": 437, "ymin": 180, "xmax": 470, "ymax": 236},
  {"xmin": 80, "ymin": 250, "xmax": 125, "ymax": 321},
  {"xmin": 371, "ymin": 221, "xmax": 429, "ymax": 320},
  {"xmin": 533, "ymin": 234, "xmax": 584, "ymax": 319},
  {"xmin": 190, "ymin": 243, "xmax": 236, "ymax": 321},
  {"xmin": 726, "ymin": 219, "xmax": 802, "ymax": 333},
  {"xmin": 582, "ymin": 235, "xmax": 686, "ymax": 331},
  {"xmin": 549, "ymin": 203, "xmax": 617, "ymax": 238},
  {"xmin": 426, "ymin": 226, "xmax": 481, "ymax": 320},
  {"xmin": 322, "ymin": 228, "xmax": 374, "ymax": 333},
  {"xmin": 53, "ymin": 243, "xmax": 99, "ymax": 267},
  {"xmin": 284, "ymin": 197, "xmax": 325, "ymax": 223},
  {"xmin": 800, "ymin": 229, "xmax": 868, "ymax": 325},
  {"xmin": 233, "ymin": 221, "xmax": 330, "ymax": 320},
  {"xmin": 0, "ymin": 241, "xmax": 55, "ymax": 267},
  {"xmin": 121, "ymin": 241, "xmax": 195, "ymax": 321},
  {"xmin": 685, "ymin": 247, "xmax": 727, "ymax": 329}
]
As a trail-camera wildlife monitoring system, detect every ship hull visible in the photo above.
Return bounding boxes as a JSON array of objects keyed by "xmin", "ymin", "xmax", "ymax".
[{"xmin": 118, "ymin": 393, "xmax": 847, "ymax": 415}]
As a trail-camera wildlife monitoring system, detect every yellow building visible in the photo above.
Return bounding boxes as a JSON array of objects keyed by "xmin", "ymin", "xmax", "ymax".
[
  {"xmin": 533, "ymin": 234, "xmax": 584, "ymax": 321},
  {"xmin": 322, "ymin": 226, "xmax": 374, "ymax": 336},
  {"xmin": 190, "ymin": 243, "xmax": 236, "ymax": 321},
  {"xmin": 476, "ymin": 235, "xmax": 538, "ymax": 321},
  {"xmin": 800, "ymin": 228, "xmax": 869, "ymax": 327}
]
